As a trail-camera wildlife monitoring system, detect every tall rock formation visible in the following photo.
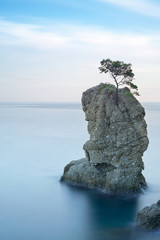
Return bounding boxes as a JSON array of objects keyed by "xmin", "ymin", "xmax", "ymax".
[{"xmin": 61, "ymin": 83, "xmax": 149, "ymax": 193}]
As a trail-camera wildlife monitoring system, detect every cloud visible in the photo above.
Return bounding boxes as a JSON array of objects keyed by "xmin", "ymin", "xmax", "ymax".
[
  {"xmin": 1, "ymin": 18, "xmax": 160, "ymax": 102},
  {"xmin": 1, "ymin": 18, "xmax": 160, "ymax": 63},
  {"xmin": 0, "ymin": 20, "xmax": 70, "ymax": 49},
  {"xmin": 97, "ymin": 0, "xmax": 160, "ymax": 18},
  {"xmin": 0, "ymin": 18, "xmax": 158, "ymax": 55}
]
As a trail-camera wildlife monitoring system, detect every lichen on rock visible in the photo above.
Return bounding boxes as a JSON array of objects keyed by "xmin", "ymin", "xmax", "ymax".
[{"xmin": 61, "ymin": 83, "xmax": 149, "ymax": 193}]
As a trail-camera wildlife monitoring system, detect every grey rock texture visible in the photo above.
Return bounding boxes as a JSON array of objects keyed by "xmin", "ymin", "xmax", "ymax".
[
  {"xmin": 137, "ymin": 200, "xmax": 160, "ymax": 230},
  {"xmin": 61, "ymin": 83, "xmax": 149, "ymax": 193}
]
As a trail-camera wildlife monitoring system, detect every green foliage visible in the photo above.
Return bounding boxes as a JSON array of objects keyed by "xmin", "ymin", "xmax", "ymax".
[
  {"xmin": 133, "ymin": 91, "xmax": 140, "ymax": 96},
  {"xmin": 98, "ymin": 83, "xmax": 115, "ymax": 94},
  {"xmin": 98, "ymin": 83, "xmax": 107, "ymax": 92},
  {"xmin": 98, "ymin": 59, "xmax": 140, "ymax": 102},
  {"xmin": 123, "ymin": 91, "xmax": 134, "ymax": 100},
  {"xmin": 99, "ymin": 59, "xmax": 134, "ymax": 81},
  {"xmin": 106, "ymin": 83, "xmax": 116, "ymax": 94},
  {"xmin": 124, "ymin": 91, "xmax": 133, "ymax": 97}
]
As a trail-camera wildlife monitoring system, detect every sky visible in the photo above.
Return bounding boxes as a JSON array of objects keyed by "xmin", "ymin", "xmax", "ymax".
[{"xmin": 1, "ymin": 0, "xmax": 160, "ymax": 102}]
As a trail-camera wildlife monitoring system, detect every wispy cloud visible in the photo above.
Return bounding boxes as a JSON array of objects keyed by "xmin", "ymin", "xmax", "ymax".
[
  {"xmin": 1, "ymin": 19, "xmax": 160, "ymax": 102},
  {"xmin": 0, "ymin": 18, "xmax": 158, "ymax": 55},
  {"xmin": 1, "ymin": 18, "xmax": 160, "ymax": 63},
  {"xmin": 97, "ymin": 0, "xmax": 160, "ymax": 18},
  {"xmin": 0, "ymin": 20, "xmax": 70, "ymax": 49}
]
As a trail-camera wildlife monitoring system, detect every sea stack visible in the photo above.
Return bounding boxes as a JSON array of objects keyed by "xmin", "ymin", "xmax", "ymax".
[{"xmin": 61, "ymin": 83, "xmax": 149, "ymax": 193}]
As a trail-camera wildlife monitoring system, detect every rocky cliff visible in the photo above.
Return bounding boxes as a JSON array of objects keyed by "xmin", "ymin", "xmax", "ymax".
[{"xmin": 61, "ymin": 83, "xmax": 149, "ymax": 193}]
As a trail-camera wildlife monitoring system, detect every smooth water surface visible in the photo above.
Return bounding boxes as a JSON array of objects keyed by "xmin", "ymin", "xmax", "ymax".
[{"xmin": 0, "ymin": 102, "xmax": 160, "ymax": 240}]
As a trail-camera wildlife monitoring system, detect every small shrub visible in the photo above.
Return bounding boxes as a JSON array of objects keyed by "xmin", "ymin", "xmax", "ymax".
[
  {"xmin": 124, "ymin": 91, "xmax": 133, "ymax": 99},
  {"xmin": 98, "ymin": 83, "xmax": 115, "ymax": 94}
]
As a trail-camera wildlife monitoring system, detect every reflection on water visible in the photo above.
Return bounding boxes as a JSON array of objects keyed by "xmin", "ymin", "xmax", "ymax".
[
  {"xmin": 64, "ymin": 184, "xmax": 139, "ymax": 240},
  {"xmin": 85, "ymin": 192, "xmax": 137, "ymax": 228},
  {"xmin": 0, "ymin": 103, "xmax": 160, "ymax": 240},
  {"xmin": 61, "ymin": 183, "xmax": 160, "ymax": 240}
]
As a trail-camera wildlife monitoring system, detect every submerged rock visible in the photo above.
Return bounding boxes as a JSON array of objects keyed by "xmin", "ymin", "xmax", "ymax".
[
  {"xmin": 61, "ymin": 83, "xmax": 149, "ymax": 193},
  {"xmin": 137, "ymin": 200, "xmax": 160, "ymax": 230}
]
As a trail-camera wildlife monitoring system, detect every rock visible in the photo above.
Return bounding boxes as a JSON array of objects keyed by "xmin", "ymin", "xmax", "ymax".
[
  {"xmin": 136, "ymin": 200, "xmax": 160, "ymax": 230},
  {"xmin": 61, "ymin": 83, "xmax": 149, "ymax": 193}
]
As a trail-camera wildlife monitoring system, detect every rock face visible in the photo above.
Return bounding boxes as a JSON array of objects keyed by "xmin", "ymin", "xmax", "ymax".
[
  {"xmin": 137, "ymin": 200, "xmax": 160, "ymax": 230},
  {"xmin": 61, "ymin": 83, "xmax": 149, "ymax": 193}
]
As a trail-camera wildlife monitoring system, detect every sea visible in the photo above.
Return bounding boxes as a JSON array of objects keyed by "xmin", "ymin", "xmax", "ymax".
[{"xmin": 0, "ymin": 102, "xmax": 160, "ymax": 240}]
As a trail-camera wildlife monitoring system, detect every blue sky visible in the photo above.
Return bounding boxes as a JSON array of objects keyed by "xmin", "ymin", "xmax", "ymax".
[{"xmin": 1, "ymin": 0, "xmax": 160, "ymax": 102}]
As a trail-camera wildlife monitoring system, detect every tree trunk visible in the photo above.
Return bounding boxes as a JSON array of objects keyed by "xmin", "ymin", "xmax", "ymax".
[
  {"xmin": 115, "ymin": 87, "xmax": 119, "ymax": 106},
  {"xmin": 113, "ymin": 76, "xmax": 119, "ymax": 106}
]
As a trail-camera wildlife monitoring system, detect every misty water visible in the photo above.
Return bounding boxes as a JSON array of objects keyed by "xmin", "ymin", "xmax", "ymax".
[{"xmin": 0, "ymin": 102, "xmax": 160, "ymax": 240}]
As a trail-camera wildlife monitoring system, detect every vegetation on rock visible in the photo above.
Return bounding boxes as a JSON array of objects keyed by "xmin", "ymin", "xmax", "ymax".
[{"xmin": 99, "ymin": 59, "xmax": 139, "ymax": 105}]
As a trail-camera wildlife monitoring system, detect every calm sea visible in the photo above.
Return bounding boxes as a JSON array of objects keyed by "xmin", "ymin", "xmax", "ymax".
[{"xmin": 0, "ymin": 102, "xmax": 160, "ymax": 240}]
